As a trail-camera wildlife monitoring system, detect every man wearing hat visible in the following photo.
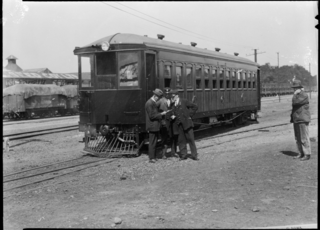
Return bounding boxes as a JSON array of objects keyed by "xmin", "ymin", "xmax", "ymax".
[
  {"xmin": 157, "ymin": 87, "xmax": 178, "ymax": 159},
  {"xmin": 290, "ymin": 79, "xmax": 311, "ymax": 161},
  {"xmin": 167, "ymin": 89, "xmax": 199, "ymax": 161},
  {"xmin": 145, "ymin": 88, "xmax": 168, "ymax": 163}
]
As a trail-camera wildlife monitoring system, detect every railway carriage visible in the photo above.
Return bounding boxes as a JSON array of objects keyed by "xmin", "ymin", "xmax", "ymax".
[
  {"xmin": 73, "ymin": 33, "xmax": 261, "ymax": 157},
  {"xmin": 3, "ymin": 84, "xmax": 79, "ymax": 119}
]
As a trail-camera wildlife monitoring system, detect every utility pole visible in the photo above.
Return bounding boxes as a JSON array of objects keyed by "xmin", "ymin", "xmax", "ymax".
[
  {"xmin": 277, "ymin": 52, "xmax": 280, "ymax": 102},
  {"xmin": 246, "ymin": 49, "xmax": 266, "ymax": 63},
  {"xmin": 309, "ymin": 63, "xmax": 311, "ymax": 98}
]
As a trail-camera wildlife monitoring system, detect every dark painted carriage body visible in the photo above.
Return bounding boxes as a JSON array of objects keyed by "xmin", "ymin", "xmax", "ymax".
[{"xmin": 73, "ymin": 33, "xmax": 261, "ymax": 156}]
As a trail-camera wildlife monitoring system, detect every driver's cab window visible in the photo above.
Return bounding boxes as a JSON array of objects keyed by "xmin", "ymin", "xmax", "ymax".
[
  {"xmin": 80, "ymin": 55, "xmax": 92, "ymax": 88},
  {"xmin": 96, "ymin": 52, "xmax": 116, "ymax": 89}
]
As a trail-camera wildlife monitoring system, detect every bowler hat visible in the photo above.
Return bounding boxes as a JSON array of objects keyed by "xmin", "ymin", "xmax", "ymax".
[
  {"xmin": 291, "ymin": 80, "xmax": 303, "ymax": 88},
  {"xmin": 170, "ymin": 89, "xmax": 179, "ymax": 95},
  {"xmin": 153, "ymin": 88, "xmax": 163, "ymax": 97}
]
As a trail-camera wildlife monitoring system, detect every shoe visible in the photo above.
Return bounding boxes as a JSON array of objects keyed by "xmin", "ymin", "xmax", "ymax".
[
  {"xmin": 149, "ymin": 159, "xmax": 156, "ymax": 163},
  {"xmin": 300, "ymin": 155, "xmax": 310, "ymax": 161},
  {"xmin": 179, "ymin": 156, "xmax": 188, "ymax": 161},
  {"xmin": 293, "ymin": 154, "xmax": 303, "ymax": 159},
  {"xmin": 190, "ymin": 156, "xmax": 199, "ymax": 161}
]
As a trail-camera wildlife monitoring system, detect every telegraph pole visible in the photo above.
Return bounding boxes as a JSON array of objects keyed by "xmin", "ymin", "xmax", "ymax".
[
  {"xmin": 309, "ymin": 63, "xmax": 311, "ymax": 98},
  {"xmin": 246, "ymin": 49, "xmax": 266, "ymax": 63},
  {"xmin": 277, "ymin": 52, "xmax": 280, "ymax": 102}
]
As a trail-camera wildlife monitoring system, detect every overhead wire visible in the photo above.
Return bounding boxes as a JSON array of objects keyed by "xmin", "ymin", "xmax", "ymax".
[{"xmin": 101, "ymin": 2, "xmax": 254, "ymax": 50}]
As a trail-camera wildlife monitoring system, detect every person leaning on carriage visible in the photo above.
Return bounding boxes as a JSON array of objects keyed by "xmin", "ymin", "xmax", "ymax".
[
  {"xmin": 290, "ymin": 79, "xmax": 311, "ymax": 161},
  {"xmin": 156, "ymin": 87, "xmax": 178, "ymax": 159},
  {"xmin": 167, "ymin": 89, "xmax": 199, "ymax": 161},
  {"xmin": 145, "ymin": 88, "xmax": 168, "ymax": 163}
]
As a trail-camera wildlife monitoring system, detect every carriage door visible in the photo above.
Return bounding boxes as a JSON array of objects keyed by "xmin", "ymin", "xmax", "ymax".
[{"xmin": 145, "ymin": 52, "xmax": 157, "ymax": 100}]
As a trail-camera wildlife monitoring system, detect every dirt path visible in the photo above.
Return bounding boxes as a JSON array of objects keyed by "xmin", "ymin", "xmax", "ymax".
[{"xmin": 3, "ymin": 94, "xmax": 318, "ymax": 229}]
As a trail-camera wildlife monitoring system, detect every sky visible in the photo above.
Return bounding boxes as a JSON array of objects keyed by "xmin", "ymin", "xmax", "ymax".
[{"xmin": 3, "ymin": 1, "xmax": 318, "ymax": 76}]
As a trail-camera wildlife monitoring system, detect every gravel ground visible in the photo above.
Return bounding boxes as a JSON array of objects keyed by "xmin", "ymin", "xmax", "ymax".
[{"xmin": 3, "ymin": 93, "xmax": 318, "ymax": 229}]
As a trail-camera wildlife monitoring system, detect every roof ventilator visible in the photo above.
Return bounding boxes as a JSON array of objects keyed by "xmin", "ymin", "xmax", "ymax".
[
  {"xmin": 157, "ymin": 34, "xmax": 165, "ymax": 40},
  {"xmin": 234, "ymin": 53, "xmax": 239, "ymax": 56},
  {"xmin": 215, "ymin": 48, "xmax": 221, "ymax": 52},
  {"xmin": 191, "ymin": 42, "xmax": 197, "ymax": 47}
]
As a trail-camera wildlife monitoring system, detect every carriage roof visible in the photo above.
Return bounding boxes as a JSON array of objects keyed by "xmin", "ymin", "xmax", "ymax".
[
  {"xmin": 3, "ymin": 84, "xmax": 68, "ymax": 99},
  {"xmin": 61, "ymin": 85, "xmax": 78, "ymax": 97},
  {"xmin": 79, "ymin": 33, "xmax": 259, "ymax": 66}
]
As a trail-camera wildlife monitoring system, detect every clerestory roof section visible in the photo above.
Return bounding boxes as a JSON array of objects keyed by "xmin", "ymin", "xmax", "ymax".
[{"xmin": 80, "ymin": 33, "xmax": 259, "ymax": 66}]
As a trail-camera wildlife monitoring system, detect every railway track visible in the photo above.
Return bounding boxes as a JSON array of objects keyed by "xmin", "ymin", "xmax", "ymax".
[
  {"xmin": 4, "ymin": 117, "xmax": 317, "ymax": 199},
  {"xmin": 3, "ymin": 125, "xmax": 79, "ymax": 140},
  {"xmin": 3, "ymin": 155, "xmax": 118, "ymax": 198}
]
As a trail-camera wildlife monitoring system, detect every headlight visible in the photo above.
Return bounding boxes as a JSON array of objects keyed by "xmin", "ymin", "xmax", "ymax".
[{"xmin": 101, "ymin": 42, "xmax": 110, "ymax": 51}]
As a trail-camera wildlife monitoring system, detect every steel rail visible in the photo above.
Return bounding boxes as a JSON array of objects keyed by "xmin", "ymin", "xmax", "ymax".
[
  {"xmin": 3, "ymin": 158, "xmax": 118, "ymax": 192},
  {"xmin": 3, "ymin": 157, "xmax": 103, "ymax": 183},
  {"xmin": 3, "ymin": 125, "xmax": 79, "ymax": 140}
]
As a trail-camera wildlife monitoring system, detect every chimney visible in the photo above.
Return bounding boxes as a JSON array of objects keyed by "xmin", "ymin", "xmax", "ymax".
[
  {"xmin": 215, "ymin": 48, "xmax": 221, "ymax": 52},
  {"xmin": 234, "ymin": 53, "xmax": 239, "ymax": 56},
  {"xmin": 144, "ymin": 35, "xmax": 148, "ymax": 37},
  {"xmin": 157, "ymin": 34, "xmax": 165, "ymax": 40},
  {"xmin": 191, "ymin": 42, "xmax": 197, "ymax": 47}
]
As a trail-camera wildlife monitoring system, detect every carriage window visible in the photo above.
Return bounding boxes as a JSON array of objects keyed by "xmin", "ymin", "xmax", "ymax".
[
  {"xmin": 186, "ymin": 67, "xmax": 193, "ymax": 89},
  {"xmin": 248, "ymin": 73, "xmax": 251, "ymax": 88},
  {"xmin": 96, "ymin": 52, "xmax": 117, "ymax": 89},
  {"xmin": 80, "ymin": 55, "xmax": 92, "ymax": 88},
  {"xmin": 176, "ymin": 66, "xmax": 183, "ymax": 89},
  {"xmin": 238, "ymin": 72, "xmax": 242, "ymax": 88},
  {"xmin": 119, "ymin": 52, "xmax": 139, "ymax": 87},
  {"xmin": 219, "ymin": 69, "xmax": 224, "ymax": 89},
  {"xmin": 252, "ymin": 74, "xmax": 256, "ymax": 88},
  {"xmin": 204, "ymin": 68, "xmax": 209, "ymax": 89},
  {"xmin": 243, "ymin": 73, "xmax": 247, "ymax": 88},
  {"xmin": 212, "ymin": 69, "xmax": 217, "ymax": 89},
  {"xmin": 195, "ymin": 67, "xmax": 202, "ymax": 89},
  {"xmin": 164, "ymin": 65, "xmax": 172, "ymax": 88},
  {"xmin": 226, "ymin": 71, "xmax": 230, "ymax": 88}
]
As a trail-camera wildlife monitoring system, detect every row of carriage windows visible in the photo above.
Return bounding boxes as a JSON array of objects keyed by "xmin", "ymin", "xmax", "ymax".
[{"xmin": 164, "ymin": 64, "xmax": 256, "ymax": 90}]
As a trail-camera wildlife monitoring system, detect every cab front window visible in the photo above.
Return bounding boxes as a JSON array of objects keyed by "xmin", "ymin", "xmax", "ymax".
[
  {"xmin": 119, "ymin": 52, "xmax": 139, "ymax": 88},
  {"xmin": 96, "ymin": 52, "xmax": 116, "ymax": 89}
]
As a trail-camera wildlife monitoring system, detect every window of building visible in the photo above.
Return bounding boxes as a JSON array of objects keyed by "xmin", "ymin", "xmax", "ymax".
[
  {"xmin": 186, "ymin": 67, "xmax": 193, "ymax": 89},
  {"xmin": 176, "ymin": 66, "xmax": 183, "ymax": 89},
  {"xmin": 96, "ymin": 52, "xmax": 117, "ymax": 89},
  {"xmin": 164, "ymin": 65, "xmax": 172, "ymax": 88},
  {"xmin": 195, "ymin": 66, "xmax": 202, "ymax": 89},
  {"xmin": 204, "ymin": 67, "xmax": 209, "ymax": 89}
]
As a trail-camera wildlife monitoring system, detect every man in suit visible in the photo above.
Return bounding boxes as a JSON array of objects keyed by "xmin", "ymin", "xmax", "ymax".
[
  {"xmin": 157, "ymin": 87, "xmax": 178, "ymax": 159},
  {"xmin": 168, "ymin": 89, "xmax": 199, "ymax": 161},
  {"xmin": 290, "ymin": 79, "xmax": 311, "ymax": 161},
  {"xmin": 145, "ymin": 88, "xmax": 168, "ymax": 163}
]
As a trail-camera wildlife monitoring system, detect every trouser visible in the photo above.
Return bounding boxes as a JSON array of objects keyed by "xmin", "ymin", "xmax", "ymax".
[
  {"xmin": 293, "ymin": 122, "xmax": 311, "ymax": 156},
  {"xmin": 160, "ymin": 124, "xmax": 178, "ymax": 156},
  {"xmin": 177, "ymin": 125, "xmax": 197, "ymax": 158},
  {"xmin": 148, "ymin": 131, "xmax": 159, "ymax": 160}
]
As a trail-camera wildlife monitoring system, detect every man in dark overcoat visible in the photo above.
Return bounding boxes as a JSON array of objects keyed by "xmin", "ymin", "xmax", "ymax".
[
  {"xmin": 145, "ymin": 88, "xmax": 167, "ymax": 163},
  {"xmin": 168, "ymin": 89, "xmax": 199, "ymax": 160},
  {"xmin": 290, "ymin": 79, "xmax": 311, "ymax": 161},
  {"xmin": 156, "ymin": 87, "xmax": 178, "ymax": 158}
]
